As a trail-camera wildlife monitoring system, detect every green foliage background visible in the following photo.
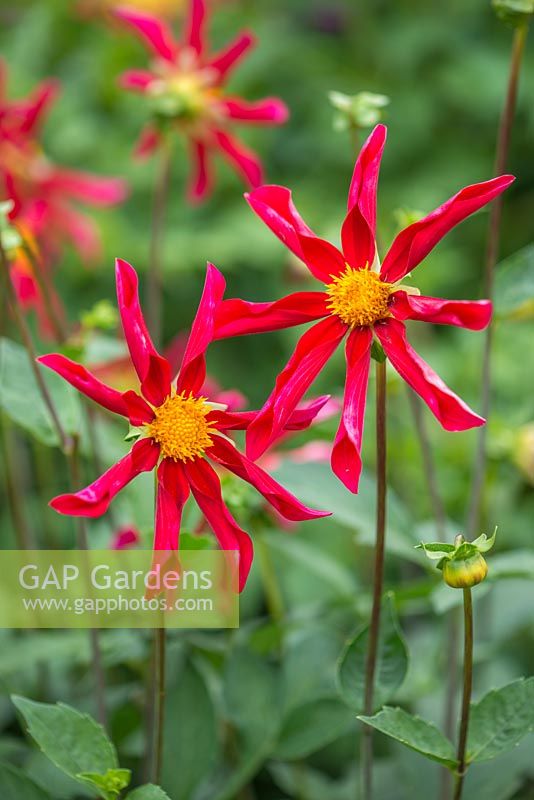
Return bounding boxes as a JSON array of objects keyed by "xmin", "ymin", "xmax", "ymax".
[{"xmin": 1, "ymin": 1, "xmax": 534, "ymax": 798}]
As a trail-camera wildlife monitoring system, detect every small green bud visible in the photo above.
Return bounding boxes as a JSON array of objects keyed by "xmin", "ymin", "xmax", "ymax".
[
  {"xmin": 417, "ymin": 528, "xmax": 497, "ymax": 589},
  {"xmin": 80, "ymin": 300, "xmax": 118, "ymax": 332},
  {"xmin": 492, "ymin": 0, "xmax": 534, "ymax": 25},
  {"xmin": 329, "ymin": 90, "xmax": 390, "ymax": 132}
]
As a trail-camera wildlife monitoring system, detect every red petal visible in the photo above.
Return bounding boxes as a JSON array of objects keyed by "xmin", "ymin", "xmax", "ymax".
[
  {"xmin": 212, "ymin": 395, "xmax": 331, "ymax": 432},
  {"xmin": 208, "ymin": 32, "xmax": 255, "ymax": 80},
  {"xmin": 347, "ymin": 124, "xmax": 387, "ymax": 235},
  {"xmin": 55, "ymin": 207, "xmax": 101, "ymax": 261},
  {"xmin": 46, "ymin": 168, "xmax": 127, "ymax": 206},
  {"xmin": 219, "ymin": 97, "xmax": 289, "ymax": 124},
  {"xmin": 214, "ymin": 130, "xmax": 263, "ymax": 188},
  {"xmin": 177, "ymin": 263, "xmax": 226, "ymax": 395},
  {"xmin": 118, "ymin": 69, "xmax": 155, "ymax": 92},
  {"xmin": 184, "ymin": 0, "xmax": 206, "ymax": 55},
  {"xmin": 375, "ymin": 318, "xmax": 485, "ymax": 431},
  {"xmin": 122, "ymin": 389, "xmax": 155, "ymax": 425},
  {"xmin": 115, "ymin": 258, "xmax": 161, "ymax": 383},
  {"xmin": 187, "ymin": 139, "xmax": 212, "ymax": 203},
  {"xmin": 140, "ymin": 352, "xmax": 172, "ymax": 407},
  {"xmin": 37, "ymin": 354, "xmax": 128, "ymax": 417},
  {"xmin": 390, "ymin": 292, "xmax": 492, "ymax": 330},
  {"xmin": 214, "ymin": 291, "xmax": 329, "ymax": 339},
  {"xmin": 246, "ymin": 316, "xmax": 346, "ymax": 459},
  {"xmin": 185, "ymin": 458, "xmax": 253, "ymax": 591},
  {"xmin": 245, "ymin": 184, "xmax": 316, "ymax": 266},
  {"xmin": 50, "ymin": 438, "xmax": 160, "ymax": 518},
  {"xmin": 17, "ymin": 79, "xmax": 60, "ymax": 135},
  {"xmin": 297, "ymin": 235, "xmax": 346, "ymax": 283},
  {"xmin": 340, "ymin": 204, "xmax": 376, "ymax": 271},
  {"xmin": 380, "ymin": 175, "xmax": 515, "ymax": 284},
  {"xmin": 208, "ymin": 436, "xmax": 330, "ymax": 521},
  {"xmin": 114, "ymin": 7, "xmax": 177, "ymax": 60},
  {"xmin": 134, "ymin": 125, "xmax": 161, "ymax": 160},
  {"xmin": 154, "ymin": 458, "xmax": 190, "ymax": 550},
  {"xmin": 331, "ymin": 328, "xmax": 373, "ymax": 493}
]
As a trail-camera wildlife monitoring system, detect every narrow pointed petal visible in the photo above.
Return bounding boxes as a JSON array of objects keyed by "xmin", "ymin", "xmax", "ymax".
[
  {"xmin": 46, "ymin": 169, "xmax": 127, "ymax": 206},
  {"xmin": 114, "ymin": 7, "xmax": 177, "ymax": 60},
  {"xmin": 18, "ymin": 79, "xmax": 60, "ymax": 135},
  {"xmin": 331, "ymin": 328, "xmax": 373, "ymax": 493},
  {"xmin": 380, "ymin": 175, "xmax": 515, "ymax": 284},
  {"xmin": 209, "ymin": 32, "xmax": 256, "ymax": 79},
  {"xmin": 187, "ymin": 139, "xmax": 212, "ymax": 203},
  {"xmin": 219, "ymin": 97, "xmax": 289, "ymax": 124},
  {"xmin": 184, "ymin": 0, "xmax": 206, "ymax": 54},
  {"xmin": 347, "ymin": 124, "xmax": 387, "ymax": 235},
  {"xmin": 208, "ymin": 436, "xmax": 330, "ymax": 521},
  {"xmin": 185, "ymin": 458, "xmax": 253, "ymax": 591},
  {"xmin": 118, "ymin": 69, "xmax": 155, "ymax": 93},
  {"xmin": 245, "ymin": 184, "xmax": 316, "ymax": 266},
  {"xmin": 390, "ymin": 292, "xmax": 492, "ymax": 330},
  {"xmin": 57, "ymin": 207, "xmax": 101, "ymax": 261},
  {"xmin": 140, "ymin": 352, "xmax": 172, "ymax": 407},
  {"xmin": 37, "ymin": 354, "xmax": 128, "ymax": 417},
  {"xmin": 375, "ymin": 318, "xmax": 485, "ymax": 431},
  {"xmin": 134, "ymin": 125, "xmax": 161, "ymax": 160},
  {"xmin": 177, "ymin": 263, "xmax": 226, "ymax": 395},
  {"xmin": 246, "ymin": 316, "xmax": 347, "ymax": 459},
  {"xmin": 50, "ymin": 438, "xmax": 160, "ymax": 518},
  {"xmin": 214, "ymin": 130, "xmax": 263, "ymax": 188},
  {"xmin": 211, "ymin": 394, "xmax": 331, "ymax": 432},
  {"xmin": 340, "ymin": 204, "xmax": 376, "ymax": 270},
  {"xmin": 214, "ymin": 291, "xmax": 329, "ymax": 339},
  {"xmin": 154, "ymin": 458, "xmax": 190, "ymax": 550},
  {"xmin": 297, "ymin": 235, "xmax": 347, "ymax": 282},
  {"xmin": 115, "ymin": 258, "xmax": 161, "ymax": 383},
  {"xmin": 122, "ymin": 389, "xmax": 155, "ymax": 425}
]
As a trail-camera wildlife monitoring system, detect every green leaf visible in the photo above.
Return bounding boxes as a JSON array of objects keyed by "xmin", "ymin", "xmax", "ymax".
[
  {"xmin": 337, "ymin": 594, "xmax": 408, "ymax": 712},
  {"xmin": 224, "ymin": 645, "xmax": 281, "ymax": 743},
  {"xmin": 416, "ymin": 542, "xmax": 456, "ymax": 560},
  {"xmin": 357, "ymin": 707, "xmax": 457, "ymax": 768},
  {"xmin": 77, "ymin": 769, "xmax": 131, "ymax": 800},
  {"xmin": 126, "ymin": 786, "xmax": 171, "ymax": 800},
  {"xmin": 161, "ymin": 660, "xmax": 218, "ymax": 800},
  {"xmin": 12, "ymin": 696, "xmax": 118, "ymax": 794},
  {"xmin": 273, "ymin": 700, "xmax": 355, "ymax": 760},
  {"xmin": 0, "ymin": 338, "xmax": 80, "ymax": 447},
  {"xmin": 494, "ymin": 245, "xmax": 534, "ymax": 320},
  {"xmin": 0, "ymin": 762, "xmax": 52, "ymax": 800},
  {"xmin": 467, "ymin": 678, "xmax": 534, "ymax": 763}
]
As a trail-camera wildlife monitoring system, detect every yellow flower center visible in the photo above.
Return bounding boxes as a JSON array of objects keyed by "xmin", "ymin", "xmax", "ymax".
[
  {"xmin": 146, "ymin": 392, "xmax": 216, "ymax": 462},
  {"xmin": 325, "ymin": 266, "xmax": 393, "ymax": 328}
]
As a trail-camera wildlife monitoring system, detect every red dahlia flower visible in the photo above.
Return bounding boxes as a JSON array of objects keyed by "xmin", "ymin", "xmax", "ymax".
[
  {"xmin": 0, "ymin": 61, "xmax": 127, "ymax": 262},
  {"xmin": 214, "ymin": 124, "xmax": 515, "ymax": 493},
  {"xmin": 115, "ymin": 0, "xmax": 288, "ymax": 201},
  {"xmin": 38, "ymin": 259, "xmax": 328, "ymax": 590}
]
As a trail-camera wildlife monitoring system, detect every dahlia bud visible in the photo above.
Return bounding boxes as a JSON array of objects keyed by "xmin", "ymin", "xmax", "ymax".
[
  {"xmin": 492, "ymin": 0, "xmax": 534, "ymax": 25},
  {"xmin": 513, "ymin": 423, "xmax": 534, "ymax": 484},
  {"xmin": 417, "ymin": 529, "xmax": 497, "ymax": 590},
  {"xmin": 329, "ymin": 91, "xmax": 390, "ymax": 133}
]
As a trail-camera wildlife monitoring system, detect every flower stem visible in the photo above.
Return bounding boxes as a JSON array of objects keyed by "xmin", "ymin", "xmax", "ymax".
[
  {"xmin": 453, "ymin": 588, "xmax": 474, "ymax": 800},
  {"xmin": 0, "ymin": 413, "xmax": 34, "ymax": 549},
  {"xmin": 361, "ymin": 358, "xmax": 387, "ymax": 800},
  {"xmin": 148, "ymin": 141, "xmax": 172, "ymax": 348},
  {"xmin": 466, "ymin": 22, "xmax": 528, "ymax": 536},
  {"xmin": 256, "ymin": 532, "xmax": 285, "ymax": 622},
  {"xmin": 152, "ymin": 625, "xmax": 166, "ymax": 784},
  {"xmin": 20, "ymin": 239, "xmax": 68, "ymax": 344}
]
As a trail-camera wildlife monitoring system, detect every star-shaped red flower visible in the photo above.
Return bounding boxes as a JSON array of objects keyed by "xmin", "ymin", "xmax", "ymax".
[
  {"xmin": 214, "ymin": 125, "xmax": 514, "ymax": 493},
  {"xmin": 114, "ymin": 0, "xmax": 288, "ymax": 201},
  {"xmin": 38, "ymin": 259, "xmax": 328, "ymax": 590}
]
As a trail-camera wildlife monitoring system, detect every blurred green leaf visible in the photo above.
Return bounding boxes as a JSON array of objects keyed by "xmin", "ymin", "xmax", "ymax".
[
  {"xmin": 273, "ymin": 700, "xmax": 354, "ymax": 760},
  {"xmin": 78, "ymin": 769, "xmax": 131, "ymax": 800},
  {"xmin": 467, "ymin": 678, "xmax": 534, "ymax": 763},
  {"xmin": 126, "ymin": 786, "xmax": 171, "ymax": 800},
  {"xmin": 358, "ymin": 707, "xmax": 457, "ymax": 768},
  {"xmin": 494, "ymin": 245, "xmax": 534, "ymax": 320},
  {"xmin": 12, "ymin": 696, "xmax": 118, "ymax": 795},
  {"xmin": 0, "ymin": 338, "xmax": 80, "ymax": 447},
  {"xmin": 337, "ymin": 593, "xmax": 408, "ymax": 712},
  {"xmin": 0, "ymin": 762, "xmax": 52, "ymax": 800}
]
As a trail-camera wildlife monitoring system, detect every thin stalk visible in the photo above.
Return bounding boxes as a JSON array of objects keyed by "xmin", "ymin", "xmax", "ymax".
[
  {"xmin": 148, "ymin": 141, "xmax": 172, "ymax": 348},
  {"xmin": 0, "ymin": 413, "xmax": 34, "ymax": 549},
  {"xmin": 21, "ymin": 241, "xmax": 68, "ymax": 344},
  {"xmin": 467, "ymin": 23, "xmax": 528, "ymax": 536},
  {"xmin": 453, "ymin": 588, "xmax": 474, "ymax": 800},
  {"xmin": 256, "ymin": 532, "xmax": 285, "ymax": 623},
  {"xmin": 153, "ymin": 626, "xmax": 166, "ymax": 784},
  {"xmin": 0, "ymin": 238, "xmax": 70, "ymax": 453},
  {"xmin": 361, "ymin": 359, "xmax": 387, "ymax": 800}
]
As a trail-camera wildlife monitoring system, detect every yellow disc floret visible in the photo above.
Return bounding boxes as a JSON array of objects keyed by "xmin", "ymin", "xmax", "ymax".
[
  {"xmin": 146, "ymin": 392, "xmax": 216, "ymax": 462},
  {"xmin": 326, "ymin": 266, "xmax": 393, "ymax": 328}
]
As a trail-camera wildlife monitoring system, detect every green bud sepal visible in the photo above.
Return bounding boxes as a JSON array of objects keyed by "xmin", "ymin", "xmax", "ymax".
[{"xmin": 417, "ymin": 528, "xmax": 497, "ymax": 589}]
